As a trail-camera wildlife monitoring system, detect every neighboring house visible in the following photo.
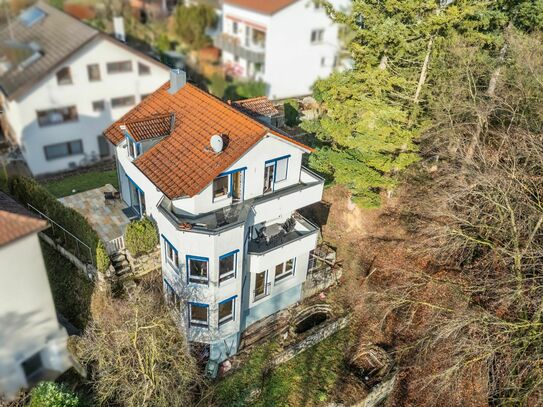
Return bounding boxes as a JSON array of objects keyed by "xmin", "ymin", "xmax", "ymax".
[
  {"xmin": 103, "ymin": 70, "xmax": 324, "ymax": 365},
  {"xmin": 214, "ymin": 0, "xmax": 349, "ymax": 99},
  {"xmin": 0, "ymin": 2, "xmax": 169, "ymax": 176},
  {"xmin": 0, "ymin": 192, "xmax": 73, "ymax": 400},
  {"xmin": 231, "ymin": 96, "xmax": 285, "ymax": 127}
]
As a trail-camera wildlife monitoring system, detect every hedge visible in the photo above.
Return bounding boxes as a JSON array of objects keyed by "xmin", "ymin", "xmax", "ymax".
[
  {"xmin": 8, "ymin": 176, "xmax": 110, "ymax": 272},
  {"xmin": 124, "ymin": 216, "xmax": 159, "ymax": 257}
]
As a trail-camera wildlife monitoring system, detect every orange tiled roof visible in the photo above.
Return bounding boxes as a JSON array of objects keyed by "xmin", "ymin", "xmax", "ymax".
[
  {"xmin": 124, "ymin": 113, "xmax": 174, "ymax": 142},
  {"xmin": 104, "ymin": 82, "xmax": 311, "ymax": 199},
  {"xmin": 233, "ymin": 96, "xmax": 280, "ymax": 118},
  {"xmin": 224, "ymin": 0, "xmax": 297, "ymax": 14},
  {"xmin": 0, "ymin": 192, "xmax": 47, "ymax": 247}
]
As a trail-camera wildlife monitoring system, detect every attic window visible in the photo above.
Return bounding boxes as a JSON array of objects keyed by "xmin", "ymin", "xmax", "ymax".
[
  {"xmin": 138, "ymin": 62, "xmax": 150, "ymax": 76},
  {"xmin": 19, "ymin": 7, "xmax": 46, "ymax": 27},
  {"xmin": 213, "ymin": 175, "xmax": 229, "ymax": 200}
]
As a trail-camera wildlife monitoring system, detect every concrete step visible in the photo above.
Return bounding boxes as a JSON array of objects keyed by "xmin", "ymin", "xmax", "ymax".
[
  {"xmin": 116, "ymin": 266, "xmax": 132, "ymax": 276},
  {"xmin": 111, "ymin": 253, "xmax": 126, "ymax": 263}
]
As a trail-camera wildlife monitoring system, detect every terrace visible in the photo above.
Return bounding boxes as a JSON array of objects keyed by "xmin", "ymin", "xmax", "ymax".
[{"xmin": 59, "ymin": 184, "xmax": 130, "ymax": 254}]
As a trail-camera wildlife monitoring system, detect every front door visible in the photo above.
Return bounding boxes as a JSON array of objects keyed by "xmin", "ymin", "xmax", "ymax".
[
  {"xmin": 232, "ymin": 170, "xmax": 243, "ymax": 201},
  {"xmin": 263, "ymin": 163, "xmax": 274, "ymax": 194}
]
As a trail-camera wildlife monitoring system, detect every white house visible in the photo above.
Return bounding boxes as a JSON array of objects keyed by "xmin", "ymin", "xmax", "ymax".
[
  {"xmin": 0, "ymin": 2, "xmax": 169, "ymax": 176},
  {"xmin": 0, "ymin": 192, "xmax": 74, "ymax": 400},
  {"xmin": 103, "ymin": 70, "xmax": 324, "ymax": 365},
  {"xmin": 214, "ymin": 0, "xmax": 349, "ymax": 99}
]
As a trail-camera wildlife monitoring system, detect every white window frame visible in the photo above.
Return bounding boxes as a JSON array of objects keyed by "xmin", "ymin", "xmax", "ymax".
[
  {"xmin": 163, "ymin": 236, "xmax": 179, "ymax": 270},
  {"xmin": 310, "ymin": 29, "xmax": 324, "ymax": 44},
  {"xmin": 275, "ymin": 258, "xmax": 296, "ymax": 282}
]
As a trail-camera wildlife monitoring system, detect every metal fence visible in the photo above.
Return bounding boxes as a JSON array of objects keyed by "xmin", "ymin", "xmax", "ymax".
[{"xmin": 28, "ymin": 203, "xmax": 94, "ymax": 266}]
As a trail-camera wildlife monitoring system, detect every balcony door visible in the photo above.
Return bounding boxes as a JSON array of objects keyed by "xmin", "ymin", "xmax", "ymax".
[
  {"xmin": 232, "ymin": 170, "xmax": 243, "ymax": 201},
  {"xmin": 263, "ymin": 162, "xmax": 275, "ymax": 194},
  {"xmin": 254, "ymin": 270, "xmax": 268, "ymax": 301}
]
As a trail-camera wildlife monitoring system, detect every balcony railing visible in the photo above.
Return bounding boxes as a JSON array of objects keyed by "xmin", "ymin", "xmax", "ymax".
[
  {"xmin": 247, "ymin": 215, "xmax": 319, "ymax": 255},
  {"xmin": 157, "ymin": 167, "xmax": 324, "ymax": 235},
  {"xmin": 213, "ymin": 33, "xmax": 265, "ymax": 64}
]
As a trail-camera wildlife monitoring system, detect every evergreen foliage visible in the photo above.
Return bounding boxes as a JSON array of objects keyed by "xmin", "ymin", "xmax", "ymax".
[
  {"xmin": 304, "ymin": 0, "xmax": 542, "ymax": 207},
  {"xmin": 7, "ymin": 176, "xmax": 110, "ymax": 270},
  {"xmin": 172, "ymin": 4, "xmax": 217, "ymax": 50},
  {"xmin": 284, "ymin": 99, "xmax": 300, "ymax": 127},
  {"xmin": 124, "ymin": 217, "xmax": 159, "ymax": 257}
]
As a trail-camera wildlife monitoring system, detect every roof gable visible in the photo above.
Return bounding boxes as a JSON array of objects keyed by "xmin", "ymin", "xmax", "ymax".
[
  {"xmin": 104, "ymin": 82, "xmax": 311, "ymax": 199},
  {"xmin": 224, "ymin": 0, "xmax": 298, "ymax": 15},
  {"xmin": 0, "ymin": 192, "xmax": 47, "ymax": 247}
]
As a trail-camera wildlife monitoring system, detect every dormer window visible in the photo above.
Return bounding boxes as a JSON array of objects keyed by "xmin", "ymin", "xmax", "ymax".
[{"xmin": 126, "ymin": 136, "xmax": 139, "ymax": 159}]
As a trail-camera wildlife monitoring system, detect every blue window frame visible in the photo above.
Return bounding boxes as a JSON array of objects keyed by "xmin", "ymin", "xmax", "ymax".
[
  {"xmin": 219, "ymin": 250, "xmax": 239, "ymax": 284},
  {"xmin": 218, "ymin": 295, "xmax": 237, "ymax": 326},
  {"xmin": 264, "ymin": 155, "xmax": 290, "ymax": 193},
  {"xmin": 164, "ymin": 279, "xmax": 180, "ymax": 309},
  {"xmin": 212, "ymin": 167, "xmax": 246, "ymax": 202},
  {"xmin": 161, "ymin": 235, "xmax": 179, "ymax": 270},
  {"xmin": 188, "ymin": 302, "xmax": 209, "ymax": 328},
  {"xmin": 186, "ymin": 255, "xmax": 209, "ymax": 284}
]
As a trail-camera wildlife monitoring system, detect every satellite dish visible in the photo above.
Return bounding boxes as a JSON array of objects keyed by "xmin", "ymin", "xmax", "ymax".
[{"xmin": 210, "ymin": 134, "xmax": 224, "ymax": 153}]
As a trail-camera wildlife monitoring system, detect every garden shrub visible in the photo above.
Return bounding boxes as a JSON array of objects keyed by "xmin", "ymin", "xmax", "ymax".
[
  {"xmin": 7, "ymin": 176, "xmax": 110, "ymax": 271},
  {"xmin": 124, "ymin": 217, "xmax": 158, "ymax": 257},
  {"xmin": 96, "ymin": 240, "xmax": 110, "ymax": 273},
  {"xmin": 284, "ymin": 99, "xmax": 300, "ymax": 127},
  {"xmin": 29, "ymin": 382, "xmax": 81, "ymax": 407}
]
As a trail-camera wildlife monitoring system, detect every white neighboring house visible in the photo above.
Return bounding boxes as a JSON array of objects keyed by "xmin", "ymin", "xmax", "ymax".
[
  {"xmin": 214, "ymin": 0, "xmax": 349, "ymax": 99},
  {"xmin": 0, "ymin": 192, "xmax": 74, "ymax": 400},
  {"xmin": 0, "ymin": 2, "xmax": 169, "ymax": 176},
  {"xmin": 103, "ymin": 70, "xmax": 324, "ymax": 366}
]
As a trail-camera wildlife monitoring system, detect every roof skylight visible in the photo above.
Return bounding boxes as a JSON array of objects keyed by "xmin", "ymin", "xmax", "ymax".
[{"xmin": 19, "ymin": 7, "xmax": 46, "ymax": 27}]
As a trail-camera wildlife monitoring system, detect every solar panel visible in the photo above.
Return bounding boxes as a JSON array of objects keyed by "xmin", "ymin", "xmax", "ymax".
[{"xmin": 19, "ymin": 7, "xmax": 46, "ymax": 27}]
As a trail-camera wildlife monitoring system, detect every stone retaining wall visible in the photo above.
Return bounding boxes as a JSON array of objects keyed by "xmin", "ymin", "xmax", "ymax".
[{"xmin": 126, "ymin": 247, "xmax": 161, "ymax": 278}]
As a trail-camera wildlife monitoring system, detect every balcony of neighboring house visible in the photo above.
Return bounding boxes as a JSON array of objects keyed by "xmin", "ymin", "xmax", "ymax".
[
  {"xmin": 213, "ymin": 31, "xmax": 266, "ymax": 64},
  {"xmin": 157, "ymin": 166, "xmax": 324, "ymax": 234}
]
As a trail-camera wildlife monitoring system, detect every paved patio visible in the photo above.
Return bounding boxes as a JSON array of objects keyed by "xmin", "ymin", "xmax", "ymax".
[{"xmin": 59, "ymin": 184, "xmax": 131, "ymax": 244}]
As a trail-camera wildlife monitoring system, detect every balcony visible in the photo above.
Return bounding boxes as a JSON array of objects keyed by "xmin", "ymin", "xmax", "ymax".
[
  {"xmin": 158, "ymin": 167, "xmax": 324, "ymax": 235},
  {"xmin": 214, "ymin": 33, "xmax": 265, "ymax": 64},
  {"xmin": 247, "ymin": 215, "xmax": 318, "ymax": 255}
]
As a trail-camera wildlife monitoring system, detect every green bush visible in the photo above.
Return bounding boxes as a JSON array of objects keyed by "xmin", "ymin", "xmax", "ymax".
[
  {"xmin": 124, "ymin": 217, "xmax": 158, "ymax": 257},
  {"xmin": 96, "ymin": 240, "xmax": 110, "ymax": 273},
  {"xmin": 284, "ymin": 99, "xmax": 300, "ymax": 127},
  {"xmin": 208, "ymin": 73, "xmax": 228, "ymax": 98},
  {"xmin": 29, "ymin": 382, "xmax": 81, "ymax": 407},
  {"xmin": 8, "ymin": 176, "xmax": 110, "ymax": 271}
]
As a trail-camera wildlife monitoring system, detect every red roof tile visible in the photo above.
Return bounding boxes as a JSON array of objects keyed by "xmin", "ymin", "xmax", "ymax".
[
  {"xmin": 224, "ymin": 0, "xmax": 297, "ymax": 14},
  {"xmin": 233, "ymin": 96, "xmax": 280, "ymax": 118},
  {"xmin": 104, "ymin": 82, "xmax": 311, "ymax": 199},
  {"xmin": 0, "ymin": 192, "xmax": 47, "ymax": 247}
]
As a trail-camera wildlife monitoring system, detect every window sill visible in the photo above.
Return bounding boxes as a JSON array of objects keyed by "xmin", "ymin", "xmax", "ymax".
[
  {"xmin": 213, "ymin": 194, "xmax": 230, "ymax": 203},
  {"xmin": 190, "ymin": 323, "xmax": 209, "ymax": 329},
  {"xmin": 274, "ymin": 273, "xmax": 294, "ymax": 284},
  {"xmin": 188, "ymin": 279, "xmax": 209, "ymax": 286},
  {"xmin": 219, "ymin": 273, "xmax": 236, "ymax": 286},
  {"xmin": 219, "ymin": 317, "xmax": 234, "ymax": 327}
]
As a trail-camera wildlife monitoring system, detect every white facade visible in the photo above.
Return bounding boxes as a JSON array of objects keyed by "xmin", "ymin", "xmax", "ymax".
[
  {"xmin": 0, "ymin": 232, "xmax": 73, "ymax": 399},
  {"xmin": 1, "ymin": 36, "xmax": 169, "ymax": 176},
  {"xmin": 217, "ymin": 0, "xmax": 349, "ymax": 99},
  {"xmin": 115, "ymin": 128, "xmax": 324, "ymax": 363}
]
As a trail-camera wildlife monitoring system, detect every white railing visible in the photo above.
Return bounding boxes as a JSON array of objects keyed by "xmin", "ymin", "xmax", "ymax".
[{"xmin": 105, "ymin": 235, "xmax": 125, "ymax": 255}]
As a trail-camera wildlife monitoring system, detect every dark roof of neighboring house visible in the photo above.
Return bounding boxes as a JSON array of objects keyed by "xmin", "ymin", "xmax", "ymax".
[
  {"xmin": 224, "ymin": 0, "xmax": 297, "ymax": 14},
  {"xmin": 0, "ymin": 2, "xmax": 98, "ymax": 100},
  {"xmin": 124, "ymin": 113, "xmax": 175, "ymax": 142},
  {"xmin": 0, "ymin": 192, "xmax": 47, "ymax": 247},
  {"xmin": 0, "ymin": 2, "xmax": 168, "ymax": 100},
  {"xmin": 104, "ymin": 82, "xmax": 312, "ymax": 199},
  {"xmin": 233, "ymin": 96, "xmax": 280, "ymax": 118}
]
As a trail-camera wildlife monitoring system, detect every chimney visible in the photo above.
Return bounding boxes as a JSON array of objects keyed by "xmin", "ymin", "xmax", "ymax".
[
  {"xmin": 168, "ymin": 69, "xmax": 186, "ymax": 94},
  {"xmin": 113, "ymin": 16, "xmax": 125, "ymax": 42}
]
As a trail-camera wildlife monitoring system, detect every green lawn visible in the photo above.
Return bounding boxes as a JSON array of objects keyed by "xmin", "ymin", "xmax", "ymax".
[
  {"xmin": 213, "ymin": 328, "xmax": 356, "ymax": 407},
  {"xmin": 43, "ymin": 170, "xmax": 118, "ymax": 198}
]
